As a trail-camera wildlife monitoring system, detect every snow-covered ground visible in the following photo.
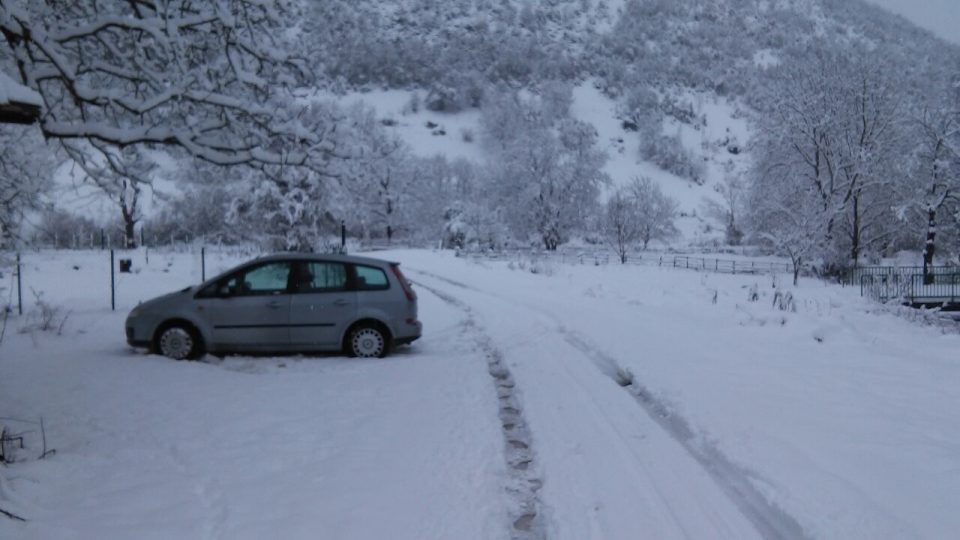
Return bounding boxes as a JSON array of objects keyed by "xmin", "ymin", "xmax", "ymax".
[{"xmin": 2, "ymin": 248, "xmax": 960, "ymax": 539}]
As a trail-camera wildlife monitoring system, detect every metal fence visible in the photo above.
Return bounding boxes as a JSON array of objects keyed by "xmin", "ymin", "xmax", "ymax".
[{"xmin": 855, "ymin": 266, "xmax": 960, "ymax": 304}]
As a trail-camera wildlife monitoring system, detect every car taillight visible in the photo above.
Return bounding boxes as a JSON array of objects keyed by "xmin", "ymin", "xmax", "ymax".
[{"xmin": 390, "ymin": 264, "xmax": 416, "ymax": 302}]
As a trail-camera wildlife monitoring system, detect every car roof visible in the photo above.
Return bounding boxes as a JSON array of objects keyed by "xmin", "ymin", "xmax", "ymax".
[{"xmin": 249, "ymin": 252, "xmax": 398, "ymax": 267}]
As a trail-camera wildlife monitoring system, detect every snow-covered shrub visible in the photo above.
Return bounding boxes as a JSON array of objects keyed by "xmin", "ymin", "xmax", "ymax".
[
  {"xmin": 772, "ymin": 290, "xmax": 796, "ymax": 312},
  {"xmin": 528, "ymin": 258, "xmax": 555, "ymax": 276},
  {"xmin": 660, "ymin": 95, "xmax": 699, "ymax": 126},
  {"xmin": 19, "ymin": 290, "xmax": 69, "ymax": 335},
  {"xmin": 425, "ymin": 70, "xmax": 485, "ymax": 112},
  {"xmin": 403, "ymin": 92, "xmax": 421, "ymax": 115},
  {"xmin": 639, "ymin": 131, "xmax": 705, "ymax": 184},
  {"xmin": 619, "ymin": 86, "xmax": 661, "ymax": 131},
  {"xmin": 746, "ymin": 283, "xmax": 760, "ymax": 302}
]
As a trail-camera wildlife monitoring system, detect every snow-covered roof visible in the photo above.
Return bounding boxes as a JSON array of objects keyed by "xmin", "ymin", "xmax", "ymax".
[{"xmin": 0, "ymin": 70, "xmax": 42, "ymax": 107}]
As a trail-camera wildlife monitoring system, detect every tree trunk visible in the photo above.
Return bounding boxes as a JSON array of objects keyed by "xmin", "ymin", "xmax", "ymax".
[
  {"xmin": 923, "ymin": 208, "xmax": 936, "ymax": 284},
  {"xmin": 386, "ymin": 197, "xmax": 394, "ymax": 243},
  {"xmin": 792, "ymin": 256, "xmax": 801, "ymax": 286},
  {"xmin": 850, "ymin": 193, "xmax": 861, "ymax": 268},
  {"xmin": 120, "ymin": 204, "xmax": 138, "ymax": 249},
  {"xmin": 119, "ymin": 180, "xmax": 139, "ymax": 249}
]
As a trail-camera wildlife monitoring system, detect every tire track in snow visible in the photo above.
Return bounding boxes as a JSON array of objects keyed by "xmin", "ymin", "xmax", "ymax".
[
  {"xmin": 560, "ymin": 331, "xmax": 810, "ymax": 540},
  {"xmin": 412, "ymin": 278, "xmax": 546, "ymax": 540},
  {"xmin": 166, "ymin": 442, "xmax": 229, "ymax": 540},
  {"xmin": 411, "ymin": 268, "xmax": 809, "ymax": 540}
]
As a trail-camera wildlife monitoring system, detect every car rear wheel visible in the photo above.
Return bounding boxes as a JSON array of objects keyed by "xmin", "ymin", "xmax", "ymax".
[
  {"xmin": 156, "ymin": 324, "xmax": 203, "ymax": 360},
  {"xmin": 348, "ymin": 325, "xmax": 388, "ymax": 358}
]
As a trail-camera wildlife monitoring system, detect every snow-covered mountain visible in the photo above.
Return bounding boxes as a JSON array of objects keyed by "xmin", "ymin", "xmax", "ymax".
[
  {"xmin": 42, "ymin": 0, "xmax": 960, "ymax": 248},
  {"xmin": 303, "ymin": 0, "xmax": 958, "ymax": 244}
]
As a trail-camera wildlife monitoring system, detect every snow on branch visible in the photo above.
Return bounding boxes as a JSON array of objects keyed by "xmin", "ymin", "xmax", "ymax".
[{"xmin": 0, "ymin": 0, "xmax": 322, "ymax": 168}]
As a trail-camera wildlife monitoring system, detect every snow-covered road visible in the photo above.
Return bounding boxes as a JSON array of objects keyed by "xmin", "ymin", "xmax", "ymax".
[
  {"xmin": 410, "ymin": 268, "xmax": 796, "ymax": 540},
  {"xmin": 3, "ymin": 248, "xmax": 960, "ymax": 539}
]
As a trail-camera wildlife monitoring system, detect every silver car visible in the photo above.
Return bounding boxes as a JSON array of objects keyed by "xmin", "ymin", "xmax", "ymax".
[{"xmin": 125, "ymin": 253, "xmax": 421, "ymax": 359}]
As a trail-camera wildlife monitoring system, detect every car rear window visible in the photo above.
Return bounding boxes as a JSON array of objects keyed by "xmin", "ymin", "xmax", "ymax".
[{"xmin": 355, "ymin": 265, "xmax": 389, "ymax": 290}]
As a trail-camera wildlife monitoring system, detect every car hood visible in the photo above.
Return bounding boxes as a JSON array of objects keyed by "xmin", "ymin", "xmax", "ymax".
[{"xmin": 131, "ymin": 286, "xmax": 195, "ymax": 314}]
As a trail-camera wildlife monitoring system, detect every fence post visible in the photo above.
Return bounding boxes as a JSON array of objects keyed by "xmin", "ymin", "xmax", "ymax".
[
  {"xmin": 110, "ymin": 249, "xmax": 115, "ymax": 311},
  {"xmin": 16, "ymin": 253, "xmax": 22, "ymax": 315},
  {"xmin": 201, "ymin": 246, "xmax": 206, "ymax": 282},
  {"xmin": 732, "ymin": 260, "xmax": 736, "ymax": 274}
]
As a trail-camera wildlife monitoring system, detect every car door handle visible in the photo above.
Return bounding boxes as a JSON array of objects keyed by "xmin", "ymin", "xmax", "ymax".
[
  {"xmin": 333, "ymin": 299, "xmax": 350, "ymax": 307},
  {"xmin": 266, "ymin": 300, "xmax": 284, "ymax": 309}
]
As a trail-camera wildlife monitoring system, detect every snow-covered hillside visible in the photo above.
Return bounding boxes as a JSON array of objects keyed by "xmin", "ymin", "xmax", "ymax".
[
  {"xmin": 24, "ymin": 0, "xmax": 958, "ymax": 254},
  {"xmin": 328, "ymin": 79, "xmax": 752, "ymax": 244}
]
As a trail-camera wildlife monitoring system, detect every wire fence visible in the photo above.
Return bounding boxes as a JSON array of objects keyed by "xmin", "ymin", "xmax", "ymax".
[
  {"xmin": 456, "ymin": 248, "xmax": 794, "ymax": 275},
  {"xmin": 0, "ymin": 246, "xmax": 264, "ymax": 315}
]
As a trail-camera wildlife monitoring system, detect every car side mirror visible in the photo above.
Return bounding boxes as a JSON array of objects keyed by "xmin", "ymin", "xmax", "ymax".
[{"xmin": 217, "ymin": 284, "xmax": 233, "ymax": 298}]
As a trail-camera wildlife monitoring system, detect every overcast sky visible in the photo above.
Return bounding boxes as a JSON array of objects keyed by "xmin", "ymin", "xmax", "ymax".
[{"xmin": 864, "ymin": 0, "xmax": 960, "ymax": 44}]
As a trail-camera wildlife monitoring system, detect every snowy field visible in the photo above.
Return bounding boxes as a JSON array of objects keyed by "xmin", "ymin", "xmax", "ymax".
[{"xmin": 2, "ymin": 248, "xmax": 960, "ymax": 539}]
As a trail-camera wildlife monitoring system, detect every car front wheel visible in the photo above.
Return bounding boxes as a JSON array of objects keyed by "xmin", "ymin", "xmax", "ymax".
[
  {"xmin": 156, "ymin": 324, "xmax": 203, "ymax": 360},
  {"xmin": 348, "ymin": 325, "xmax": 388, "ymax": 358}
]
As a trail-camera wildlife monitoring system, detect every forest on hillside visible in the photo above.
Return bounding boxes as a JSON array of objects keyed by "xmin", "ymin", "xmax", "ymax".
[{"xmin": 1, "ymin": 0, "xmax": 958, "ymax": 278}]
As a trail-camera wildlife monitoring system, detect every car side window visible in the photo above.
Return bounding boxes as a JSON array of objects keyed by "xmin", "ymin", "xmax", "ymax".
[
  {"xmin": 240, "ymin": 262, "xmax": 292, "ymax": 295},
  {"xmin": 355, "ymin": 265, "xmax": 390, "ymax": 291},
  {"xmin": 199, "ymin": 263, "xmax": 291, "ymax": 298},
  {"xmin": 295, "ymin": 262, "xmax": 348, "ymax": 293}
]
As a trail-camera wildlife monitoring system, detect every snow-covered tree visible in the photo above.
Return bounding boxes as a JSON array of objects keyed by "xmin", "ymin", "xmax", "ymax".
[
  {"xmin": 338, "ymin": 105, "xmax": 411, "ymax": 242},
  {"xmin": 493, "ymin": 119, "xmax": 607, "ymax": 250},
  {"xmin": 482, "ymin": 88, "xmax": 607, "ymax": 250},
  {"xmin": 228, "ymin": 166, "xmax": 338, "ymax": 252},
  {"xmin": 904, "ymin": 108, "xmax": 960, "ymax": 279},
  {"xmin": 702, "ymin": 174, "xmax": 746, "ymax": 245},
  {"xmin": 603, "ymin": 188, "xmax": 642, "ymax": 263},
  {"xmin": 60, "ymin": 142, "xmax": 155, "ymax": 249},
  {"xmin": 748, "ymin": 168, "xmax": 830, "ymax": 285},
  {"xmin": 1, "ymin": 0, "xmax": 322, "ymax": 167},
  {"xmin": 628, "ymin": 176, "xmax": 678, "ymax": 250},
  {"xmin": 0, "ymin": 124, "xmax": 54, "ymax": 247},
  {"xmin": 750, "ymin": 47, "xmax": 904, "ymax": 270}
]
